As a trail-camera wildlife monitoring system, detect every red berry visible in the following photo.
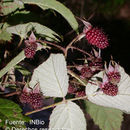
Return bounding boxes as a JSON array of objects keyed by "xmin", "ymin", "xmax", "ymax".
[
  {"xmin": 29, "ymin": 93, "xmax": 43, "ymax": 109},
  {"xmin": 86, "ymin": 27, "xmax": 109, "ymax": 49},
  {"xmin": 105, "ymin": 62, "xmax": 121, "ymax": 85},
  {"xmin": 19, "ymin": 92, "xmax": 29, "ymax": 104},
  {"xmin": 80, "ymin": 67, "xmax": 94, "ymax": 79},
  {"xmin": 107, "ymin": 72, "xmax": 121, "ymax": 85},
  {"xmin": 24, "ymin": 32, "xmax": 38, "ymax": 58},
  {"xmin": 102, "ymin": 82, "xmax": 118, "ymax": 96},
  {"xmin": 24, "ymin": 43, "xmax": 37, "ymax": 58},
  {"xmin": 19, "ymin": 92, "xmax": 43, "ymax": 109},
  {"xmin": 19, "ymin": 84, "xmax": 43, "ymax": 109}
]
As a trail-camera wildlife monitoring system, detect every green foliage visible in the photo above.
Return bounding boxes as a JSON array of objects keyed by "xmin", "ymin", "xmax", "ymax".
[
  {"xmin": 22, "ymin": 0, "xmax": 78, "ymax": 32},
  {"xmin": 0, "ymin": 50, "xmax": 25, "ymax": 78},
  {"xmin": 84, "ymin": 101, "xmax": 123, "ymax": 130},
  {"xmin": 0, "ymin": 30, "xmax": 12, "ymax": 41},
  {"xmin": 15, "ymin": 65, "xmax": 31, "ymax": 76},
  {"xmin": 6, "ymin": 22, "xmax": 60, "ymax": 41},
  {"xmin": 0, "ymin": 98, "xmax": 30, "ymax": 128},
  {"xmin": 1, "ymin": 0, "xmax": 24, "ymax": 16}
]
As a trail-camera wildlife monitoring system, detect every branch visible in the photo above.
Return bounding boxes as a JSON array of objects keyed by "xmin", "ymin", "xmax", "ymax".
[
  {"xmin": 25, "ymin": 95, "xmax": 88, "ymax": 116},
  {"xmin": 67, "ymin": 69, "xmax": 87, "ymax": 87},
  {"xmin": 70, "ymin": 46, "xmax": 92, "ymax": 57},
  {"xmin": 4, "ymin": 90, "xmax": 21, "ymax": 97},
  {"xmin": 25, "ymin": 101, "xmax": 63, "ymax": 116},
  {"xmin": 37, "ymin": 40, "xmax": 66, "ymax": 54},
  {"xmin": 65, "ymin": 33, "xmax": 85, "ymax": 57}
]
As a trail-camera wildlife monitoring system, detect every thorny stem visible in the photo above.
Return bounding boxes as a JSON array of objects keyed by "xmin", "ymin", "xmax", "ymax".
[
  {"xmin": 25, "ymin": 95, "xmax": 88, "ymax": 116},
  {"xmin": 37, "ymin": 40, "xmax": 66, "ymax": 54},
  {"xmin": 37, "ymin": 35, "xmax": 92, "ymax": 59},
  {"xmin": 1, "ymin": 81, "xmax": 26, "ymax": 85},
  {"xmin": 4, "ymin": 90, "xmax": 21, "ymax": 97},
  {"xmin": 70, "ymin": 46, "xmax": 92, "ymax": 57},
  {"xmin": 65, "ymin": 33, "xmax": 85, "ymax": 57}
]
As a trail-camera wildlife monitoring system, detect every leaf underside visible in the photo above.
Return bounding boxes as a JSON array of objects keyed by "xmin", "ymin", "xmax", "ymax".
[
  {"xmin": 85, "ymin": 65, "xmax": 130, "ymax": 113},
  {"xmin": 30, "ymin": 54, "xmax": 69, "ymax": 98},
  {"xmin": 49, "ymin": 101, "xmax": 86, "ymax": 130}
]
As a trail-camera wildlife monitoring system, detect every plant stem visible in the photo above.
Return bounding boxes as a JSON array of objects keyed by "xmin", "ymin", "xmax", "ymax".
[
  {"xmin": 17, "ymin": 37, "xmax": 24, "ymax": 48},
  {"xmin": 67, "ymin": 95, "xmax": 88, "ymax": 102},
  {"xmin": 65, "ymin": 33, "xmax": 85, "ymax": 57},
  {"xmin": 4, "ymin": 90, "xmax": 21, "ymax": 97},
  {"xmin": 70, "ymin": 46, "xmax": 92, "ymax": 57},
  {"xmin": 25, "ymin": 101, "xmax": 64, "ymax": 116},
  {"xmin": 25, "ymin": 95, "xmax": 88, "ymax": 116},
  {"xmin": 67, "ymin": 69, "xmax": 87, "ymax": 87},
  {"xmin": 37, "ymin": 40, "xmax": 66, "ymax": 54}
]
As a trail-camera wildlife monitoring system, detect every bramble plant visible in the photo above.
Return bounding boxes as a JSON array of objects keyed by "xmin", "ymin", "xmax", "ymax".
[{"xmin": 0, "ymin": 0, "xmax": 130, "ymax": 130}]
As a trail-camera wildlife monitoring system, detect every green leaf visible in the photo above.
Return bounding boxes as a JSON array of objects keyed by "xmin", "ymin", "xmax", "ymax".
[
  {"xmin": 0, "ymin": 23, "xmax": 10, "ymax": 30},
  {"xmin": 1, "ymin": 0, "xmax": 24, "ymax": 16},
  {"xmin": 22, "ymin": 0, "xmax": 78, "ymax": 32},
  {"xmin": 84, "ymin": 101, "xmax": 123, "ymax": 130},
  {"xmin": 6, "ymin": 22, "xmax": 60, "ymax": 41},
  {"xmin": 0, "ymin": 50, "xmax": 25, "ymax": 78},
  {"xmin": 0, "ymin": 98, "xmax": 30, "ymax": 128},
  {"xmin": 0, "ymin": 30, "xmax": 12, "ymax": 41},
  {"xmin": 15, "ymin": 65, "xmax": 31, "ymax": 76}
]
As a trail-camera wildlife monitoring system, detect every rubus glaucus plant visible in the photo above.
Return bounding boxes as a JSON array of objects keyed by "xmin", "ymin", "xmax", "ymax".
[{"xmin": 0, "ymin": 0, "xmax": 130, "ymax": 130}]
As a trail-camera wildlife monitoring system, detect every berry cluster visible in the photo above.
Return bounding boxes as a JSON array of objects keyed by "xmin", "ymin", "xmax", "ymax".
[
  {"xmin": 68, "ymin": 49, "xmax": 104, "ymax": 97},
  {"xmin": 77, "ymin": 49, "xmax": 103, "ymax": 80},
  {"xmin": 82, "ymin": 21, "xmax": 121, "ymax": 96},
  {"xmin": 100, "ymin": 62, "xmax": 121, "ymax": 96},
  {"xmin": 106, "ymin": 62, "xmax": 121, "ymax": 85},
  {"xmin": 19, "ymin": 84, "xmax": 43, "ymax": 109}
]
